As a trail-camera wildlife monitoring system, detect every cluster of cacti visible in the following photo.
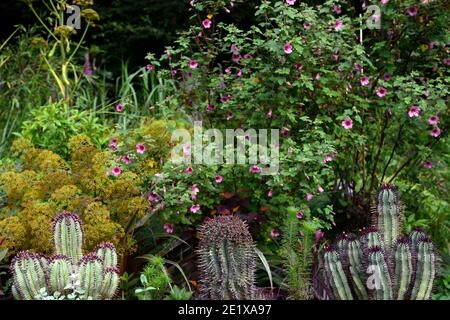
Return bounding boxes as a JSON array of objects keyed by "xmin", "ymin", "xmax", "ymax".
[
  {"xmin": 197, "ymin": 215, "xmax": 256, "ymax": 300},
  {"xmin": 10, "ymin": 211, "xmax": 119, "ymax": 300},
  {"xmin": 315, "ymin": 184, "xmax": 438, "ymax": 300}
]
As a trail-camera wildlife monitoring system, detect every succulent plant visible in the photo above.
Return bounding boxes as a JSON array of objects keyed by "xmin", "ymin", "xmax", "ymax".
[
  {"xmin": 197, "ymin": 215, "xmax": 256, "ymax": 300},
  {"xmin": 10, "ymin": 211, "xmax": 119, "ymax": 300},
  {"xmin": 315, "ymin": 184, "xmax": 438, "ymax": 300}
]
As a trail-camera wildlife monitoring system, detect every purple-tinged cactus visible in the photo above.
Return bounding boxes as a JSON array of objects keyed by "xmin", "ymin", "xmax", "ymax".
[
  {"xmin": 52, "ymin": 211, "xmax": 83, "ymax": 264},
  {"xmin": 10, "ymin": 251, "xmax": 48, "ymax": 300},
  {"xmin": 197, "ymin": 215, "xmax": 256, "ymax": 300}
]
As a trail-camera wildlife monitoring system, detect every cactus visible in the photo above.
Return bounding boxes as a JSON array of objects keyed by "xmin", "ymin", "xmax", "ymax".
[
  {"xmin": 10, "ymin": 211, "xmax": 119, "ymax": 300},
  {"xmin": 197, "ymin": 215, "xmax": 256, "ymax": 300},
  {"xmin": 315, "ymin": 184, "xmax": 439, "ymax": 300}
]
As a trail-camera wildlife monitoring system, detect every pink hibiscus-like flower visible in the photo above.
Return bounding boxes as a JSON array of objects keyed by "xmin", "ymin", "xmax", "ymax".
[
  {"xmin": 270, "ymin": 229, "xmax": 281, "ymax": 238},
  {"xmin": 121, "ymin": 155, "xmax": 132, "ymax": 164},
  {"xmin": 232, "ymin": 54, "xmax": 241, "ymax": 62},
  {"xmin": 342, "ymin": 118, "xmax": 353, "ymax": 129},
  {"xmin": 170, "ymin": 69, "xmax": 177, "ymax": 76},
  {"xmin": 267, "ymin": 190, "xmax": 273, "ymax": 197},
  {"xmin": 422, "ymin": 161, "xmax": 433, "ymax": 169},
  {"xmin": 206, "ymin": 104, "xmax": 215, "ymax": 112},
  {"xmin": 183, "ymin": 143, "xmax": 191, "ymax": 157},
  {"xmin": 215, "ymin": 175, "xmax": 223, "ymax": 183},
  {"xmin": 116, "ymin": 104, "xmax": 124, "ymax": 112},
  {"xmin": 318, "ymin": 186, "xmax": 324, "ymax": 193},
  {"xmin": 296, "ymin": 210, "xmax": 304, "ymax": 220},
  {"xmin": 202, "ymin": 18, "xmax": 212, "ymax": 29},
  {"xmin": 430, "ymin": 127, "xmax": 441, "ymax": 138},
  {"xmin": 109, "ymin": 138, "xmax": 118, "ymax": 150},
  {"xmin": 314, "ymin": 230, "xmax": 325, "ymax": 244},
  {"xmin": 192, "ymin": 184, "xmax": 200, "ymax": 194},
  {"xmin": 224, "ymin": 67, "xmax": 231, "ymax": 74},
  {"xmin": 354, "ymin": 63, "xmax": 362, "ymax": 73},
  {"xmin": 383, "ymin": 73, "xmax": 392, "ymax": 81},
  {"xmin": 146, "ymin": 64, "xmax": 153, "ymax": 72},
  {"xmin": 407, "ymin": 6, "xmax": 418, "ymax": 16},
  {"xmin": 231, "ymin": 43, "xmax": 238, "ymax": 53},
  {"xmin": 286, "ymin": 0, "xmax": 296, "ymax": 5},
  {"xmin": 408, "ymin": 106, "xmax": 421, "ymax": 118},
  {"xmin": 188, "ymin": 59, "xmax": 198, "ymax": 69},
  {"xmin": 381, "ymin": 0, "xmax": 389, "ymax": 5},
  {"xmin": 323, "ymin": 153, "xmax": 335, "ymax": 164},
  {"xmin": 303, "ymin": 22, "xmax": 311, "ymax": 30},
  {"xmin": 190, "ymin": 204, "xmax": 201, "ymax": 213},
  {"xmin": 249, "ymin": 165, "xmax": 261, "ymax": 174},
  {"xmin": 136, "ymin": 143, "xmax": 146, "ymax": 154},
  {"xmin": 333, "ymin": 5, "xmax": 342, "ymax": 14},
  {"xmin": 226, "ymin": 112, "xmax": 233, "ymax": 121},
  {"xmin": 111, "ymin": 166, "xmax": 121, "ymax": 176},
  {"xmin": 334, "ymin": 20, "xmax": 343, "ymax": 31},
  {"xmin": 186, "ymin": 167, "xmax": 193, "ymax": 174},
  {"xmin": 163, "ymin": 223, "xmax": 173, "ymax": 234},
  {"xmin": 376, "ymin": 86, "xmax": 387, "ymax": 97},
  {"xmin": 428, "ymin": 115, "xmax": 439, "ymax": 125},
  {"xmin": 360, "ymin": 76, "xmax": 369, "ymax": 86},
  {"xmin": 306, "ymin": 193, "xmax": 313, "ymax": 201},
  {"xmin": 284, "ymin": 42, "xmax": 293, "ymax": 54}
]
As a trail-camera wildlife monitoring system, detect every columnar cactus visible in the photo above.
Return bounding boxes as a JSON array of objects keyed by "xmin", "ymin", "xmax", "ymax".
[
  {"xmin": 315, "ymin": 184, "xmax": 438, "ymax": 300},
  {"xmin": 10, "ymin": 211, "xmax": 119, "ymax": 300},
  {"xmin": 197, "ymin": 215, "xmax": 256, "ymax": 300}
]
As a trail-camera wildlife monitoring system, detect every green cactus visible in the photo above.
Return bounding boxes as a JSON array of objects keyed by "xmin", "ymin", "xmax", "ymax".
[
  {"xmin": 10, "ymin": 211, "xmax": 119, "ymax": 300},
  {"xmin": 197, "ymin": 215, "xmax": 256, "ymax": 300},
  {"xmin": 315, "ymin": 184, "xmax": 439, "ymax": 300}
]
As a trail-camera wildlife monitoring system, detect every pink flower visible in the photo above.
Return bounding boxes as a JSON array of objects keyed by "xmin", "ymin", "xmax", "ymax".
[
  {"xmin": 284, "ymin": 42, "xmax": 293, "ymax": 54},
  {"xmin": 121, "ymin": 155, "xmax": 132, "ymax": 164},
  {"xmin": 202, "ymin": 18, "xmax": 212, "ymax": 29},
  {"xmin": 146, "ymin": 64, "xmax": 153, "ymax": 72},
  {"xmin": 190, "ymin": 204, "xmax": 201, "ymax": 213},
  {"xmin": 422, "ymin": 161, "xmax": 433, "ymax": 169},
  {"xmin": 360, "ymin": 76, "xmax": 369, "ymax": 86},
  {"xmin": 186, "ymin": 167, "xmax": 193, "ymax": 174},
  {"xmin": 314, "ymin": 73, "xmax": 321, "ymax": 81},
  {"xmin": 408, "ymin": 106, "xmax": 421, "ymax": 118},
  {"xmin": 237, "ymin": 69, "xmax": 243, "ymax": 77},
  {"xmin": 267, "ymin": 109, "xmax": 272, "ymax": 118},
  {"xmin": 383, "ymin": 73, "xmax": 392, "ymax": 81},
  {"xmin": 267, "ymin": 190, "xmax": 273, "ymax": 197},
  {"xmin": 189, "ymin": 59, "xmax": 198, "ymax": 69},
  {"xmin": 323, "ymin": 153, "xmax": 335, "ymax": 163},
  {"xmin": 287, "ymin": 147, "xmax": 293, "ymax": 153},
  {"xmin": 376, "ymin": 86, "xmax": 387, "ymax": 97},
  {"xmin": 430, "ymin": 127, "xmax": 441, "ymax": 138},
  {"xmin": 232, "ymin": 54, "xmax": 241, "ymax": 62},
  {"xmin": 270, "ymin": 229, "xmax": 281, "ymax": 238},
  {"xmin": 306, "ymin": 193, "xmax": 313, "ymax": 201},
  {"xmin": 318, "ymin": 186, "xmax": 324, "ymax": 193},
  {"xmin": 111, "ymin": 166, "xmax": 121, "ymax": 176},
  {"xmin": 192, "ymin": 184, "xmax": 200, "ymax": 194},
  {"xmin": 170, "ymin": 69, "xmax": 177, "ymax": 76},
  {"xmin": 215, "ymin": 175, "xmax": 223, "ymax": 183},
  {"xmin": 109, "ymin": 138, "xmax": 118, "ymax": 150},
  {"xmin": 333, "ymin": 5, "xmax": 342, "ymax": 14},
  {"xmin": 296, "ymin": 210, "xmax": 304, "ymax": 219},
  {"xmin": 342, "ymin": 118, "xmax": 353, "ymax": 129},
  {"xmin": 231, "ymin": 43, "xmax": 238, "ymax": 53},
  {"xmin": 136, "ymin": 143, "xmax": 146, "ymax": 154},
  {"xmin": 163, "ymin": 223, "xmax": 173, "ymax": 234},
  {"xmin": 314, "ymin": 230, "xmax": 324, "ymax": 244},
  {"xmin": 428, "ymin": 115, "xmax": 439, "ymax": 125},
  {"xmin": 286, "ymin": 0, "xmax": 296, "ymax": 5},
  {"xmin": 226, "ymin": 112, "xmax": 233, "ymax": 121},
  {"xmin": 116, "ymin": 104, "xmax": 124, "ymax": 112},
  {"xmin": 407, "ymin": 6, "xmax": 418, "ymax": 16},
  {"xmin": 354, "ymin": 63, "xmax": 362, "ymax": 73},
  {"xmin": 303, "ymin": 22, "xmax": 311, "ymax": 30},
  {"xmin": 250, "ymin": 165, "xmax": 261, "ymax": 173},
  {"xmin": 380, "ymin": 0, "xmax": 389, "ymax": 5},
  {"xmin": 334, "ymin": 20, "xmax": 343, "ymax": 31},
  {"xmin": 225, "ymin": 67, "xmax": 231, "ymax": 74}
]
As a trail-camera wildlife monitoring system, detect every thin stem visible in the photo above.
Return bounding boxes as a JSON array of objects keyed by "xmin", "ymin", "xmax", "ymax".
[
  {"xmin": 369, "ymin": 110, "xmax": 389, "ymax": 192},
  {"xmin": 380, "ymin": 123, "xmax": 404, "ymax": 183}
]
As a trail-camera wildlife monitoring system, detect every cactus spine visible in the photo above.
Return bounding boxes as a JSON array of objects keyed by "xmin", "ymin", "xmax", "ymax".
[
  {"xmin": 11, "ymin": 211, "xmax": 119, "ymax": 300},
  {"xmin": 197, "ymin": 215, "xmax": 256, "ymax": 300},
  {"xmin": 316, "ymin": 184, "xmax": 438, "ymax": 300}
]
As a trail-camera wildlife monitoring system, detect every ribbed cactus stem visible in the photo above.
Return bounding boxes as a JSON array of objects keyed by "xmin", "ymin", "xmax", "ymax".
[
  {"xmin": 410, "ymin": 237, "xmax": 436, "ymax": 300},
  {"xmin": 79, "ymin": 253, "xmax": 103, "ymax": 299},
  {"xmin": 361, "ymin": 226, "xmax": 384, "ymax": 251},
  {"xmin": 10, "ymin": 252, "xmax": 48, "ymax": 300},
  {"xmin": 346, "ymin": 238, "xmax": 369, "ymax": 300},
  {"xmin": 323, "ymin": 248, "xmax": 353, "ymax": 300},
  {"xmin": 95, "ymin": 242, "xmax": 118, "ymax": 270},
  {"xmin": 393, "ymin": 237, "xmax": 413, "ymax": 300},
  {"xmin": 48, "ymin": 255, "xmax": 71, "ymax": 294},
  {"xmin": 374, "ymin": 184, "xmax": 402, "ymax": 249},
  {"xmin": 197, "ymin": 215, "xmax": 256, "ymax": 300},
  {"xmin": 101, "ymin": 267, "xmax": 120, "ymax": 299},
  {"xmin": 52, "ymin": 211, "xmax": 83, "ymax": 264},
  {"xmin": 366, "ymin": 247, "xmax": 393, "ymax": 300}
]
